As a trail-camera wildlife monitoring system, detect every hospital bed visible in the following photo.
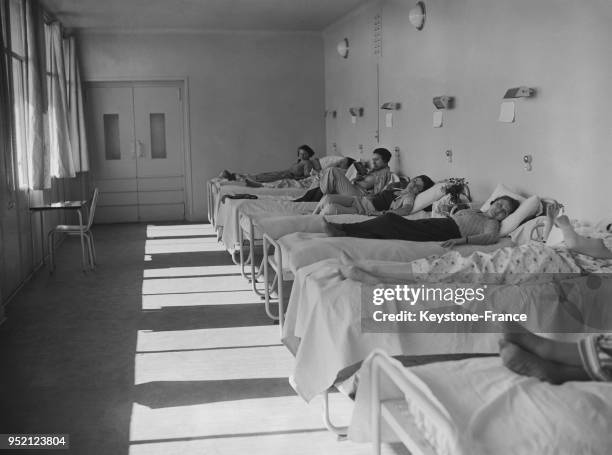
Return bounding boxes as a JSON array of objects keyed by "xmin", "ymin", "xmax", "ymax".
[
  {"xmin": 261, "ymin": 187, "xmax": 549, "ymax": 328},
  {"xmin": 216, "ymin": 197, "xmax": 317, "ymax": 263},
  {"xmin": 281, "ymin": 224, "xmax": 612, "ymax": 435},
  {"xmin": 206, "ymin": 177, "xmax": 306, "ymax": 227},
  {"xmin": 352, "ymin": 350, "xmax": 612, "ymax": 454}
]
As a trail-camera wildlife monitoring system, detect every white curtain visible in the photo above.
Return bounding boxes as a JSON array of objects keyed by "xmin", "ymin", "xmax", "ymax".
[
  {"xmin": 45, "ymin": 21, "xmax": 89, "ymax": 186},
  {"xmin": 64, "ymin": 35, "xmax": 89, "ymax": 175},
  {"xmin": 25, "ymin": 0, "xmax": 47, "ymax": 190}
]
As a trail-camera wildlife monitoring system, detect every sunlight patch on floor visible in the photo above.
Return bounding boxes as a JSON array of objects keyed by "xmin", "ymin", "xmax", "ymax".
[
  {"xmin": 142, "ymin": 275, "xmax": 250, "ymax": 295},
  {"xmin": 128, "ymin": 431, "xmax": 406, "ymax": 455},
  {"xmin": 145, "ymin": 238, "xmax": 224, "ymax": 254},
  {"xmin": 129, "ymin": 393, "xmax": 349, "ymax": 442},
  {"xmin": 143, "ymin": 265, "xmax": 241, "ymax": 278},
  {"xmin": 147, "ymin": 224, "xmax": 216, "ymax": 238},
  {"xmin": 142, "ymin": 290, "xmax": 264, "ymax": 309},
  {"xmin": 136, "ymin": 326, "xmax": 282, "ymax": 352},
  {"xmin": 128, "ymin": 393, "xmax": 397, "ymax": 455},
  {"xmin": 134, "ymin": 346, "xmax": 294, "ymax": 384}
]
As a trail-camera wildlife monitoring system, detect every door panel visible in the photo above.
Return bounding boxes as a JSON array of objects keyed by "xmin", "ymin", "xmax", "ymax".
[
  {"xmin": 137, "ymin": 176, "xmax": 183, "ymax": 192},
  {"xmin": 133, "ymin": 86, "xmax": 183, "ymax": 178},
  {"xmin": 88, "ymin": 86, "xmax": 137, "ymax": 180},
  {"xmin": 138, "ymin": 190, "xmax": 184, "ymax": 205},
  {"xmin": 96, "ymin": 206, "xmax": 138, "ymax": 224},
  {"xmin": 99, "ymin": 191, "xmax": 139, "ymax": 207},
  {"xmin": 138, "ymin": 204, "xmax": 184, "ymax": 222},
  {"xmin": 87, "ymin": 83, "xmax": 185, "ymax": 223}
]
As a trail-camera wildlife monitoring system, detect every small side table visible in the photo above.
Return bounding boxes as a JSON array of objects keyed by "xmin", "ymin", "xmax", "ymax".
[{"xmin": 30, "ymin": 200, "xmax": 89, "ymax": 271}]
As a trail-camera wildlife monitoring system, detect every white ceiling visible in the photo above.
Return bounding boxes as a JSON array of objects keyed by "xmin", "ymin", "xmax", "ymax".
[{"xmin": 39, "ymin": 0, "xmax": 370, "ymax": 31}]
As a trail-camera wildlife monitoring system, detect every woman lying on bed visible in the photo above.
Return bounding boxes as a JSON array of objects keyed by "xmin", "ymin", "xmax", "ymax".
[
  {"xmin": 219, "ymin": 144, "xmax": 320, "ymax": 184},
  {"xmin": 324, "ymin": 194, "xmax": 520, "ymax": 246},
  {"xmin": 242, "ymin": 157, "xmax": 355, "ymax": 189},
  {"xmin": 339, "ymin": 203, "xmax": 612, "ymax": 285},
  {"xmin": 313, "ymin": 174, "xmax": 435, "ymax": 216}
]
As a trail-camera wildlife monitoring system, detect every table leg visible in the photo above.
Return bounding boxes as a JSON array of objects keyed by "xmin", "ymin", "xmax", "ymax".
[
  {"xmin": 39, "ymin": 212, "xmax": 45, "ymax": 265},
  {"xmin": 77, "ymin": 209, "xmax": 87, "ymax": 271}
]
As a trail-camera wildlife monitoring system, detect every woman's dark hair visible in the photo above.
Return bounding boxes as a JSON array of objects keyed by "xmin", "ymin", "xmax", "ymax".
[
  {"xmin": 491, "ymin": 195, "xmax": 520, "ymax": 214},
  {"xmin": 373, "ymin": 147, "xmax": 392, "ymax": 163},
  {"xmin": 413, "ymin": 174, "xmax": 435, "ymax": 193},
  {"xmin": 298, "ymin": 144, "xmax": 315, "ymax": 158},
  {"xmin": 344, "ymin": 157, "xmax": 356, "ymax": 167}
]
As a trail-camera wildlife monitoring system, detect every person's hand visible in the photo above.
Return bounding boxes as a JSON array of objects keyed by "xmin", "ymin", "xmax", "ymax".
[{"xmin": 441, "ymin": 238, "xmax": 461, "ymax": 248}]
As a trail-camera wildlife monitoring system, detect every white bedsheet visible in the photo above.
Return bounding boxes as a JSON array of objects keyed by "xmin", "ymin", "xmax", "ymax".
[
  {"xmin": 282, "ymin": 255, "xmax": 612, "ymax": 401},
  {"xmin": 277, "ymin": 232, "xmax": 515, "ymax": 275},
  {"xmin": 350, "ymin": 354, "xmax": 612, "ymax": 454},
  {"xmin": 282, "ymin": 259, "xmax": 499, "ymax": 401},
  {"xmin": 211, "ymin": 183, "xmax": 306, "ymax": 228},
  {"xmin": 218, "ymin": 198, "xmax": 317, "ymax": 253}
]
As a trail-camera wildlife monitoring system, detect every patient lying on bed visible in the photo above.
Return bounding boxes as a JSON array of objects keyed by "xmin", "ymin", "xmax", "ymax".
[
  {"xmin": 313, "ymin": 174, "xmax": 435, "ymax": 216},
  {"xmin": 220, "ymin": 144, "xmax": 319, "ymax": 184},
  {"xmin": 339, "ymin": 202, "xmax": 612, "ymax": 285}
]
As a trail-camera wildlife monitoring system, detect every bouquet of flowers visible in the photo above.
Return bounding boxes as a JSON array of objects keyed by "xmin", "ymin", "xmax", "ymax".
[{"xmin": 444, "ymin": 177, "xmax": 471, "ymax": 204}]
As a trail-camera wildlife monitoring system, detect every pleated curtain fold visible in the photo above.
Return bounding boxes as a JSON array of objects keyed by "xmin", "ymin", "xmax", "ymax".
[{"xmin": 25, "ymin": 1, "xmax": 89, "ymax": 189}]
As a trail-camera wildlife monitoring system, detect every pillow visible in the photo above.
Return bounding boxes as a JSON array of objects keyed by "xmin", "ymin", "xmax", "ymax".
[
  {"xmin": 499, "ymin": 195, "xmax": 541, "ymax": 236},
  {"xmin": 480, "ymin": 183, "xmax": 525, "ymax": 212},
  {"xmin": 509, "ymin": 215, "xmax": 547, "ymax": 245},
  {"xmin": 318, "ymin": 155, "xmax": 347, "ymax": 169},
  {"xmin": 411, "ymin": 182, "xmax": 447, "ymax": 214}
]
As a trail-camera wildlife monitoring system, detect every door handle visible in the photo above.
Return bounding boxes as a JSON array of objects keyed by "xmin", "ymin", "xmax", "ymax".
[{"xmin": 137, "ymin": 140, "xmax": 145, "ymax": 158}]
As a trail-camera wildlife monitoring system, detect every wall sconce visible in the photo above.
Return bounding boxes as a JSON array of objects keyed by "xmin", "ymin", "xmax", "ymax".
[
  {"xmin": 324, "ymin": 109, "xmax": 337, "ymax": 118},
  {"xmin": 409, "ymin": 1, "xmax": 426, "ymax": 30},
  {"xmin": 445, "ymin": 149, "xmax": 453, "ymax": 163},
  {"xmin": 523, "ymin": 154, "xmax": 533, "ymax": 171},
  {"xmin": 337, "ymin": 38, "xmax": 349, "ymax": 58},
  {"xmin": 381, "ymin": 102, "xmax": 401, "ymax": 110},
  {"xmin": 433, "ymin": 96, "xmax": 454, "ymax": 110},
  {"xmin": 349, "ymin": 107, "xmax": 364, "ymax": 117},
  {"xmin": 503, "ymin": 86, "xmax": 535, "ymax": 99}
]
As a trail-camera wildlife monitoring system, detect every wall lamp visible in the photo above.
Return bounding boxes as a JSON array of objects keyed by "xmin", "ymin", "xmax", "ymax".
[
  {"xmin": 381, "ymin": 102, "xmax": 401, "ymax": 110},
  {"xmin": 433, "ymin": 96, "xmax": 454, "ymax": 109},
  {"xmin": 324, "ymin": 109, "xmax": 337, "ymax": 118},
  {"xmin": 349, "ymin": 107, "xmax": 364, "ymax": 117},
  {"xmin": 503, "ymin": 86, "xmax": 535, "ymax": 99},
  {"xmin": 337, "ymin": 38, "xmax": 349, "ymax": 58},
  {"xmin": 409, "ymin": 1, "xmax": 426, "ymax": 30}
]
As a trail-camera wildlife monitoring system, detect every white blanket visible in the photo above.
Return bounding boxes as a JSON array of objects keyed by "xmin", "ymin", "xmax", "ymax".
[
  {"xmin": 282, "ymin": 251, "xmax": 612, "ymax": 401},
  {"xmin": 218, "ymin": 198, "xmax": 317, "ymax": 253},
  {"xmin": 350, "ymin": 354, "xmax": 612, "ymax": 454},
  {"xmin": 277, "ymin": 232, "xmax": 515, "ymax": 275},
  {"xmin": 211, "ymin": 184, "xmax": 306, "ymax": 228},
  {"xmin": 282, "ymin": 259, "xmax": 500, "ymax": 401}
]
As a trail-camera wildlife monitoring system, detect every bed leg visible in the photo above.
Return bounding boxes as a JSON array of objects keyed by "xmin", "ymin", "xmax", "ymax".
[
  {"xmin": 322, "ymin": 389, "xmax": 348, "ymax": 440},
  {"xmin": 251, "ymin": 254, "xmax": 266, "ymax": 297},
  {"xmin": 372, "ymin": 356, "xmax": 382, "ymax": 455},
  {"xmin": 238, "ymin": 218, "xmax": 248, "ymax": 279},
  {"xmin": 231, "ymin": 250, "xmax": 240, "ymax": 265},
  {"xmin": 263, "ymin": 235, "xmax": 280, "ymax": 322}
]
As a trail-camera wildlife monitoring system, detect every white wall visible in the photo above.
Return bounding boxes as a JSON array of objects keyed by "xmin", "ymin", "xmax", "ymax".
[
  {"xmin": 324, "ymin": 0, "xmax": 612, "ymax": 222},
  {"xmin": 78, "ymin": 31, "xmax": 325, "ymax": 221}
]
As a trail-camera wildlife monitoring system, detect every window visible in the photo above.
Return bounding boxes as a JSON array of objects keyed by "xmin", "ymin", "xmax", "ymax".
[{"xmin": 1, "ymin": 0, "xmax": 28, "ymax": 190}]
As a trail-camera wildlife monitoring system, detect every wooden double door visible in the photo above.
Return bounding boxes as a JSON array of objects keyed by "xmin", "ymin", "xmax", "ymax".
[{"xmin": 87, "ymin": 82, "xmax": 186, "ymax": 223}]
